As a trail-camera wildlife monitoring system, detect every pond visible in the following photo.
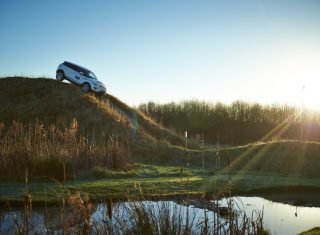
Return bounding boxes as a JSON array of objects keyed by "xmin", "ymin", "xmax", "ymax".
[
  {"xmin": 219, "ymin": 197, "xmax": 320, "ymax": 235},
  {"xmin": 1, "ymin": 196, "xmax": 320, "ymax": 234}
]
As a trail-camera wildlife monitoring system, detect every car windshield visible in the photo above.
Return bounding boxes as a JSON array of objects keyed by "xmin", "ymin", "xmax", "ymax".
[{"xmin": 88, "ymin": 71, "xmax": 97, "ymax": 80}]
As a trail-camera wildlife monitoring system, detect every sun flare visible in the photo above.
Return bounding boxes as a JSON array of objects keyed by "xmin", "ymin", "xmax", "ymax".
[{"xmin": 248, "ymin": 45, "xmax": 320, "ymax": 110}]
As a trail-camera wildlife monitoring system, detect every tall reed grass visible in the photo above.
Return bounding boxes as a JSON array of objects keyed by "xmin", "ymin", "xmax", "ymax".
[{"xmin": 0, "ymin": 119, "xmax": 132, "ymax": 178}]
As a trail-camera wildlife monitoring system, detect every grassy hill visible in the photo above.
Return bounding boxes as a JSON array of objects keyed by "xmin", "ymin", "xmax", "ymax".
[
  {"xmin": 136, "ymin": 140, "xmax": 320, "ymax": 178},
  {"xmin": 1, "ymin": 77, "xmax": 320, "ymax": 179},
  {"xmin": 0, "ymin": 77, "xmax": 183, "ymax": 145},
  {"xmin": 0, "ymin": 77, "xmax": 187, "ymax": 178},
  {"xmin": 1, "ymin": 77, "xmax": 320, "ymax": 203}
]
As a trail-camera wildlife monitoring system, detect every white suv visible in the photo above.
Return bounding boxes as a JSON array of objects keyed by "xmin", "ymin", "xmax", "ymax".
[{"xmin": 56, "ymin": 61, "xmax": 106, "ymax": 94}]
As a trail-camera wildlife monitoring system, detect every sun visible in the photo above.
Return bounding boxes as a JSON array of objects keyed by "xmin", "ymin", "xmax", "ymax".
[
  {"xmin": 251, "ymin": 45, "xmax": 320, "ymax": 110},
  {"xmin": 281, "ymin": 46, "xmax": 320, "ymax": 110}
]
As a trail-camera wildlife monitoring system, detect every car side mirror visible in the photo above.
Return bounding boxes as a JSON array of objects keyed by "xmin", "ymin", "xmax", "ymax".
[{"xmin": 79, "ymin": 71, "xmax": 84, "ymax": 75}]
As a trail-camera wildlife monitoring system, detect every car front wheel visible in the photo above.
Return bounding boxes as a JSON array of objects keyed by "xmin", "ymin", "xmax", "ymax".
[
  {"xmin": 82, "ymin": 83, "xmax": 91, "ymax": 93},
  {"xmin": 56, "ymin": 71, "xmax": 64, "ymax": 81}
]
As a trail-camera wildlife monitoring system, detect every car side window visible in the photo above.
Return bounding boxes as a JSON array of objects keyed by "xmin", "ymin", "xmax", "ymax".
[
  {"xmin": 79, "ymin": 69, "xmax": 85, "ymax": 76},
  {"xmin": 65, "ymin": 62, "xmax": 72, "ymax": 70},
  {"xmin": 72, "ymin": 65, "xmax": 80, "ymax": 72},
  {"xmin": 65, "ymin": 62, "xmax": 79, "ymax": 72}
]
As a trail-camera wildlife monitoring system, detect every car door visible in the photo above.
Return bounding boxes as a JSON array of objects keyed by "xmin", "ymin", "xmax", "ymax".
[
  {"xmin": 63, "ymin": 63, "xmax": 79, "ymax": 84},
  {"xmin": 77, "ymin": 68, "xmax": 89, "ymax": 84},
  {"xmin": 70, "ymin": 65, "xmax": 83, "ymax": 85},
  {"xmin": 62, "ymin": 63, "xmax": 75, "ymax": 82}
]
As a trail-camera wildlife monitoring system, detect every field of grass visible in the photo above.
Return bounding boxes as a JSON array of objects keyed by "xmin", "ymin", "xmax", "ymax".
[
  {"xmin": 1, "ymin": 164, "xmax": 320, "ymax": 204},
  {"xmin": 1, "ymin": 78, "xmax": 320, "ymax": 205},
  {"xmin": 136, "ymin": 140, "xmax": 320, "ymax": 178}
]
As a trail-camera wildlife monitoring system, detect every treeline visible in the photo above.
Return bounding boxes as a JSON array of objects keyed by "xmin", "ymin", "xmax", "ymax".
[{"xmin": 138, "ymin": 100, "xmax": 320, "ymax": 145}]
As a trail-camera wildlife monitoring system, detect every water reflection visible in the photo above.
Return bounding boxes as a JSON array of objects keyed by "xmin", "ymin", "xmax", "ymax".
[
  {"xmin": 219, "ymin": 197, "xmax": 320, "ymax": 235},
  {"xmin": 1, "ymin": 196, "xmax": 320, "ymax": 234}
]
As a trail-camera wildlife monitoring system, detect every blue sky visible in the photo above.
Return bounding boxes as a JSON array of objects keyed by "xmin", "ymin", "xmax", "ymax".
[{"xmin": 1, "ymin": 1, "xmax": 320, "ymax": 107}]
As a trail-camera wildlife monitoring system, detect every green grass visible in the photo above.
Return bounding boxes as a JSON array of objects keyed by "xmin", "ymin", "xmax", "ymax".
[
  {"xmin": 141, "ymin": 140, "xmax": 320, "ymax": 177},
  {"xmin": 298, "ymin": 227, "xmax": 320, "ymax": 235},
  {"xmin": 1, "ymin": 164, "xmax": 320, "ymax": 204},
  {"xmin": 90, "ymin": 164, "xmax": 193, "ymax": 178}
]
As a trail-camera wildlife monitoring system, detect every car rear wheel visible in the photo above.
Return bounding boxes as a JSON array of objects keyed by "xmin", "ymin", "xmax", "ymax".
[
  {"xmin": 82, "ymin": 83, "xmax": 91, "ymax": 93},
  {"xmin": 56, "ymin": 71, "xmax": 64, "ymax": 81}
]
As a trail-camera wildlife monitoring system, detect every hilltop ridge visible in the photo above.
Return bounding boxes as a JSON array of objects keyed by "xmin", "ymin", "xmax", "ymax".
[{"xmin": 0, "ymin": 77, "xmax": 183, "ymax": 145}]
